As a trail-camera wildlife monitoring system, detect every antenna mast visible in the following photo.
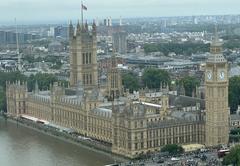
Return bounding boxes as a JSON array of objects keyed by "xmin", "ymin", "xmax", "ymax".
[{"xmin": 15, "ymin": 18, "xmax": 21, "ymax": 71}]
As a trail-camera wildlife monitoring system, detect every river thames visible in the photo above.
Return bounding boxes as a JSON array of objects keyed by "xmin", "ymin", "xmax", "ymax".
[{"xmin": 0, "ymin": 117, "xmax": 115, "ymax": 166}]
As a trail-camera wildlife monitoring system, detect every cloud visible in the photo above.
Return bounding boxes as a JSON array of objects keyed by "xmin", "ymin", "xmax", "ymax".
[{"xmin": 0, "ymin": 0, "xmax": 239, "ymax": 24}]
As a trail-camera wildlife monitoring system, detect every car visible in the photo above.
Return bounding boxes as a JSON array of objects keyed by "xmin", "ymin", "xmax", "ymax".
[
  {"xmin": 157, "ymin": 160, "xmax": 164, "ymax": 164},
  {"xmin": 200, "ymin": 148, "xmax": 208, "ymax": 152},
  {"xmin": 171, "ymin": 157, "xmax": 180, "ymax": 161}
]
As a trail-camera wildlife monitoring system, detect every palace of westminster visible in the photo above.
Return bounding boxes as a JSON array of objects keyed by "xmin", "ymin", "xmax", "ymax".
[{"xmin": 6, "ymin": 21, "xmax": 229, "ymax": 158}]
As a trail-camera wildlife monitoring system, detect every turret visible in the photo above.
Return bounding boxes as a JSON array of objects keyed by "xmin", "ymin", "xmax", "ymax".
[
  {"xmin": 107, "ymin": 52, "xmax": 123, "ymax": 99},
  {"xmin": 34, "ymin": 81, "xmax": 39, "ymax": 94},
  {"xmin": 51, "ymin": 82, "xmax": 65, "ymax": 101},
  {"xmin": 166, "ymin": 83, "xmax": 169, "ymax": 91},
  {"xmin": 210, "ymin": 25, "xmax": 222, "ymax": 54},
  {"xmin": 6, "ymin": 81, "xmax": 28, "ymax": 116},
  {"xmin": 69, "ymin": 17, "xmax": 98, "ymax": 89},
  {"xmin": 76, "ymin": 21, "xmax": 81, "ymax": 35},
  {"xmin": 92, "ymin": 20, "xmax": 97, "ymax": 35},
  {"xmin": 195, "ymin": 85, "xmax": 199, "ymax": 98},
  {"xmin": 85, "ymin": 21, "xmax": 89, "ymax": 32},
  {"xmin": 110, "ymin": 50, "xmax": 117, "ymax": 68},
  {"xmin": 69, "ymin": 21, "xmax": 74, "ymax": 38},
  {"xmin": 178, "ymin": 83, "xmax": 185, "ymax": 96},
  {"xmin": 160, "ymin": 82, "xmax": 162, "ymax": 92},
  {"xmin": 162, "ymin": 82, "xmax": 169, "ymax": 95}
]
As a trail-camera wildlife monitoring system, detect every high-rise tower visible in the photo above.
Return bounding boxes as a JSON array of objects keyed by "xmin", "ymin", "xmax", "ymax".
[
  {"xmin": 205, "ymin": 27, "xmax": 229, "ymax": 146},
  {"xmin": 69, "ymin": 21, "xmax": 98, "ymax": 90},
  {"xmin": 107, "ymin": 52, "xmax": 123, "ymax": 99},
  {"xmin": 112, "ymin": 31, "xmax": 127, "ymax": 54}
]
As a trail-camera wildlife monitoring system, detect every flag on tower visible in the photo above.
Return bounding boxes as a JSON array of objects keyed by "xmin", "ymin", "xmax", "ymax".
[{"xmin": 82, "ymin": 4, "xmax": 87, "ymax": 10}]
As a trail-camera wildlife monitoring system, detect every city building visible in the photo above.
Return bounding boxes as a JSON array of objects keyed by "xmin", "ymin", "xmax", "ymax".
[
  {"xmin": 48, "ymin": 41, "xmax": 63, "ymax": 52},
  {"xmin": 0, "ymin": 31, "xmax": 39, "ymax": 45},
  {"xmin": 112, "ymin": 31, "xmax": 127, "ymax": 54},
  {"xmin": 106, "ymin": 54, "xmax": 123, "ymax": 99},
  {"xmin": 69, "ymin": 21, "xmax": 98, "ymax": 89},
  {"xmin": 6, "ymin": 24, "xmax": 230, "ymax": 158},
  {"xmin": 230, "ymin": 103, "xmax": 240, "ymax": 129},
  {"xmin": 53, "ymin": 26, "xmax": 69, "ymax": 39},
  {"xmin": 205, "ymin": 29, "xmax": 229, "ymax": 146}
]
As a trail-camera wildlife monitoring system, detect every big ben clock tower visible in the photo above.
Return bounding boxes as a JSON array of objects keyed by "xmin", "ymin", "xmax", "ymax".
[{"xmin": 205, "ymin": 28, "xmax": 229, "ymax": 147}]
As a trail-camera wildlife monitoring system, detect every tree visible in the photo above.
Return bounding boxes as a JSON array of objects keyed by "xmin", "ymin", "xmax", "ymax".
[
  {"xmin": 142, "ymin": 68, "xmax": 170, "ymax": 89},
  {"xmin": 23, "ymin": 55, "xmax": 35, "ymax": 63},
  {"xmin": 179, "ymin": 76, "xmax": 200, "ymax": 97},
  {"xmin": 223, "ymin": 145, "xmax": 240, "ymax": 165},
  {"xmin": 0, "ymin": 71, "xmax": 27, "ymax": 112},
  {"xmin": 230, "ymin": 128, "xmax": 240, "ymax": 135},
  {"xmin": 229, "ymin": 129, "xmax": 240, "ymax": 142},
  {"xmin": 224, "ymin": 40, "xmax": 240, "ymax": 49},
  {"xmin": 0, "ymin": 71, "xmax": 68, "ymax": 111},
  {"xmin": 27, "ymin": 73, "xmax": 58, "ymax": 91},
  {"xmin": 144, "ymin": 43, "xmax": 210, "ymax": 56},
  {"xmin": 122, "ymin": 72, "xmax": 140, "ymax": 93},
  {"xmin": 0, "ymin": 71, "xmax": 27, "ymax": 86},
  {"xmin": 51, "ymin": 60, "xmax": 63, "ymax": 70},
  {"xmin": 161, "ymin": 144, "xmax": 184, "ymax": 155},
  {"xmin": 0, "ymin": 86, "xmax": 5, "ymax": 112},
  {"xmin": 229, "ymin": 76, "xmax": 240, "ymax": 112}
]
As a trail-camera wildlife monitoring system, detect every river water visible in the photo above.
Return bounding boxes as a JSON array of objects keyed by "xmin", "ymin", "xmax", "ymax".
[{"xmin": 0, "ymin": 117, "xmax": 115, "ymax": 166}]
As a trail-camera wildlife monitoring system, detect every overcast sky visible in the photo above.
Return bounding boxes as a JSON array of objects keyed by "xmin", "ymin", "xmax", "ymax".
[{"xmin": 0, "ymin": 0, "xmax": 239, "ymax": 24}]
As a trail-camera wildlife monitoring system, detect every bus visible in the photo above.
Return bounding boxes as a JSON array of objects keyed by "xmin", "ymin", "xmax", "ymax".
[{"xmin": 217, "ymin": 149, "xmax": 230, "ymax": 158}]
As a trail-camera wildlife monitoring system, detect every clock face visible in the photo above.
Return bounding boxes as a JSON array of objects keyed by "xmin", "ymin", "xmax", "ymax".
[
  {"xmin": 219, "ymin": 71, "xmax": 225, "ymax": 80},
  {"xmin": 207, "ymin": 71, "xmax": 212, "ymax": 80}
]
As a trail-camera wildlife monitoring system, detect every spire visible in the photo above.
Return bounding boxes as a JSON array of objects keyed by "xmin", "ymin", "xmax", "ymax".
[
  {"xmin": 50, "ymin": 83, "xmax": 53, "ymax": 93},
  {"xmin": 162, "ymin": 82, "xmax": 169, "ymax": 95},
  {"xmin": 77, "ymin": 20, "xmax": 81, "ymax": 35},
  {"xmin": 166, "ymin": 83, "xmax": 169, "ymax": 91},
  {"xmin": 178, "ymin": 83, "xmax": 185, "ymax": 96},
  {"xmin": 111, "ymin": 49, "xmax": 117, "ymax": 68},
  {"xmin": 35, "ymin": 81, "xmax": 39, "ymax": 94},
  {"xmin": 191, "ymin": 89, "xmax": 195, "ymax": 97},
  {"xmin": 69, "ymin": 20, "xmax": 74, "ymax": 37},
  {"xmin": 85, "ymin": 21, "xmax": 88, "ymax": 31},
  {"xmin": 213, "ymin": 24, "xmax": 219, "ymax": 43},
  {"xmin": 92, "ymin": 20, "xmax": 97, "ymax": 33},
  {"xmin": 210, "ymin": 24, "xmax": 222, "ymax": 54},
  {"xmin": 160, "ymin": 82, "xmax": 162, "ymax": 92},
  {"xmin": 195, "ymin": 85, "xmax": 199, "ymax": 98}
]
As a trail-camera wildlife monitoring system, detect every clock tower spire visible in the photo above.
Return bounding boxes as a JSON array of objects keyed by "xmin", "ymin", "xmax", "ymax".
[{"xmin": 205, "ymin": 26, "xmax": 229, "ymax": 147}]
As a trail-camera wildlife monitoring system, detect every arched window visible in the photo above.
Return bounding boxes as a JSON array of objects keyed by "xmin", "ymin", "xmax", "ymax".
[
  {"xmin": 86, "ymin": 53, "xmax": 88, "ymax": 64},
  {"xmin": 89, "ymin": 53, "xmax": 92, "ymax": 64},
  {"xmin": 82, "ymin": 53, "xmax": 85, "ymax": 64}
]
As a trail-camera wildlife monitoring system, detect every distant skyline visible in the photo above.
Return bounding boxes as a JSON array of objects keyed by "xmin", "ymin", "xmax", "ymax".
[{"xmin": 0, "ymin": 0, "xmax": 240, "ymax": 25}]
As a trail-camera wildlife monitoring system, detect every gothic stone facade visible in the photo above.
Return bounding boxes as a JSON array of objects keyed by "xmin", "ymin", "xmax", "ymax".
[
  {"xmin": 6, "ymin": 25, "xmax": 229, "ymax": 158},
  {"xmin": 69, "ymin": 22, "xmax": 98, "ymax": 90},
  {"xmin": 205, "ymin": 34, "xmax": 229, "ymax": 146},
  {"xmin": 6, "ymin": 81, "xmax": 205, "ymax": 158}
]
